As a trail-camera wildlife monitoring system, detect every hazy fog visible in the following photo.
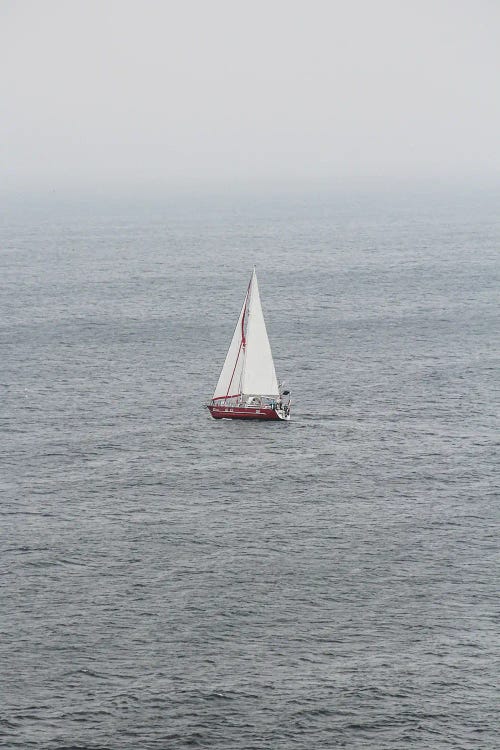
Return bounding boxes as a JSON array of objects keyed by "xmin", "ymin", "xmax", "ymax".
[{"xmin": 1, "ymin": 0, "xmax": 499, "ymax": 190}]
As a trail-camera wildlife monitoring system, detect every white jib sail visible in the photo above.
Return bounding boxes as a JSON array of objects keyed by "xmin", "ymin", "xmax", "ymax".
[
  {"xmin": 241, "ymin": 270, "xmax": 279, "ymax": 397},
  {"xmin": 212, "ymin": 288, "xmax": 248, "ymax": 401}
]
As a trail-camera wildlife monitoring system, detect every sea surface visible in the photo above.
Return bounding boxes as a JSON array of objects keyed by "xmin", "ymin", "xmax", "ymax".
[{"xmin": 1, "ymin": 185, "xmax": 499, "ymax": 749}]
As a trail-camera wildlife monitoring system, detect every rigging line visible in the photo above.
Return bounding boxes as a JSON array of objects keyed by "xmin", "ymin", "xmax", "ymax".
[
  {"xmin": 241, "ymin": 272, "xmax": 252, "ymax": 348},
  {"xmin": 225, "ymin": 339, "xmax": 243, "ymax": 399}
]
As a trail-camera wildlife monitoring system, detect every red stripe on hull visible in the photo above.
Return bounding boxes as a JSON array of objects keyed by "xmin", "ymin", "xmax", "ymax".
[{"xmin": 208, "ymin": 405, "xmax": 281, "ymax": 421}]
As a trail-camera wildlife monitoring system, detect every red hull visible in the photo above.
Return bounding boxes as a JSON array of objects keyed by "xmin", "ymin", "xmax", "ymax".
[{"xmin": 208, "ymin": 405, "xmax": 282, "ymax": 420}]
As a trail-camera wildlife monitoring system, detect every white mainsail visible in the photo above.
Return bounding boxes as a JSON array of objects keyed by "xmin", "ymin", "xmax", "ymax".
[
  {"xmin": 212, "ymin": 284, "xmax": 249, "ymax": 401},
  {"xmin": 241, "ymin": 270, "xmax": 279, "ymax": 397}
]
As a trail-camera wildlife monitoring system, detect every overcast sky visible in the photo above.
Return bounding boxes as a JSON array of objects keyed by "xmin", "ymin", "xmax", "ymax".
[{"xmin": 1, "ymin": 0, "xmax": 499, "ymax": 190}]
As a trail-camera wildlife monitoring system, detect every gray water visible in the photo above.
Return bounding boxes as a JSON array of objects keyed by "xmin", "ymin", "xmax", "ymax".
[{"xmin": 1, "ymin": 186, "xmax": 499, "ymax": 749}]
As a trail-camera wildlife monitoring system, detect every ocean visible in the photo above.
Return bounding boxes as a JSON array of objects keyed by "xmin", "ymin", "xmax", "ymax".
[{"xmin": 1, "ymin": 184, "xmax": 498, "ymax": 748}]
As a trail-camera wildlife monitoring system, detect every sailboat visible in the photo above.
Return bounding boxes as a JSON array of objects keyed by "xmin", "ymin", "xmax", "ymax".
[{"xmin": 207, "ymin": 268, "xmax": 291, "ymax": 421}]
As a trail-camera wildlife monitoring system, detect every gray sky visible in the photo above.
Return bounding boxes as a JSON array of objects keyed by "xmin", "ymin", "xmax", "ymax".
[{"xmin": 1, "ymin": 0, "xmax": 499, "ymax": 190}]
